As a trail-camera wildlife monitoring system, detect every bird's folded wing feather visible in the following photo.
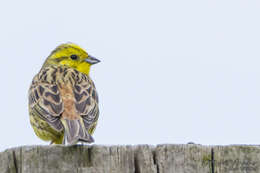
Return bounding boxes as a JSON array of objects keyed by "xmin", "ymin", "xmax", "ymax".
[
  {"xmin": 73, "ymin": 78, "xmax": 99, "ymax": 129},
  {"xmin": 29, "ymin": 76, "xmax": 64, "ymax": 131}
]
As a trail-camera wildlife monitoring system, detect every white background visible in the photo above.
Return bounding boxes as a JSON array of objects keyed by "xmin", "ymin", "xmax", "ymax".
[{"xmin": 0, "ymin": 0, "xmax": 260, "ymax": 151}]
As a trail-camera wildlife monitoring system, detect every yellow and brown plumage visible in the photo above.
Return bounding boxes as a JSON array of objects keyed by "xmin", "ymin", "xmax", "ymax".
[{"xmin": 28, "ymin": 43, "xmax": 100, "ymax": 145}]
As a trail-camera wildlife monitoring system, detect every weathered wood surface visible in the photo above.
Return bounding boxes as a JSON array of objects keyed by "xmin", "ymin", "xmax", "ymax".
[{"xmin": 0, "ymin": 144, "xmax": 259, "ymax": 173}]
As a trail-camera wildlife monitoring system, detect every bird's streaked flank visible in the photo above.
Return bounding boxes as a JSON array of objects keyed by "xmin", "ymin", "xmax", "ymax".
[{"xmin": 28, "ymin": 43, "xmax": 100, "ymax": 145}]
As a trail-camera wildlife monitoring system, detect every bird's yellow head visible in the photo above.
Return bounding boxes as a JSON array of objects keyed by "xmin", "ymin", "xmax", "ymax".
[{"xmin": 43, "ymin": 43, "xmax": 100, "ymax": 75}]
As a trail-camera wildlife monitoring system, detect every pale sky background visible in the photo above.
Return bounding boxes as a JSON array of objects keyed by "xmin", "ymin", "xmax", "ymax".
[{"xmin": 0, "ymin": 0, "xmax": 260, "ymax": 151}]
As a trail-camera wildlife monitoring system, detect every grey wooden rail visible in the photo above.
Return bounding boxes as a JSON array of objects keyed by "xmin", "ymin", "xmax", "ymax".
[{"xmin": 0, "ymin": 144, "xmax": 259, "ymax": 173}]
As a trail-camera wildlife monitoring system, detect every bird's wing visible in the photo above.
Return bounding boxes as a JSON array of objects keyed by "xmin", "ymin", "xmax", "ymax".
[
  {"xmin": 73, "ymin": 76, "xmax": 99, "ymax": 130},
  {"xmin": 29, "ymin": 75, "xmax": 64, "ymax": 131}
]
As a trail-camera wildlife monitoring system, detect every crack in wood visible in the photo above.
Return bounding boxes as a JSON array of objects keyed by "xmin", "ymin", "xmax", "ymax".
[
  {"xmin": 12, "ymin": 151, "xmax": 18, "ymax": 173},
  {"xmin": 134, "ymin": 153, "xmax": 140, "ymax": 173},
  {"xmin": 152, "ymin": 150, "xmax": 159, "ymax": 173},
  {"xmin": 211, "ymin": 148, "xmax": 215, "ymax": 173}
]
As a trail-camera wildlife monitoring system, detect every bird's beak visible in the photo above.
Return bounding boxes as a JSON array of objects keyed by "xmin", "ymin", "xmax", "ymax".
[{"xmin": 85, "ymin": 55, "xmax": 101, "ymax": 65}]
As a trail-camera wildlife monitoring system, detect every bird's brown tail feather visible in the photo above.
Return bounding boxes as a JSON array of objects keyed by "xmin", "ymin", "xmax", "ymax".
[{"xmin": 61, "ymin": 118, "xmax": 94, "ymax": 145}]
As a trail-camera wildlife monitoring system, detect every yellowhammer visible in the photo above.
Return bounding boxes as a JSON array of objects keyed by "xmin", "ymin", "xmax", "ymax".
[{"xmin": 28, "ymin": 43, "xmax": 100, "ymax": 145}]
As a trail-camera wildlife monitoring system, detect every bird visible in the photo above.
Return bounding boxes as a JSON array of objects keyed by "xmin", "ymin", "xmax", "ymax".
[{"xmin": 28, "ymin": 43, "xmax": 100, "ymax": 145}]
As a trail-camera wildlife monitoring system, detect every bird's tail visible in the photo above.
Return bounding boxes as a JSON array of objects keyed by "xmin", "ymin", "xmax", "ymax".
[{"xmin": 60, "ymin": 118, "xmax": 94, "ymax": 145}]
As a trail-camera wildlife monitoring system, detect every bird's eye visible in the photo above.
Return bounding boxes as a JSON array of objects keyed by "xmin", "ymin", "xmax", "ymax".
[{"xmin": 70, "ymin": 54, "xmax": 78, "ymax": 60}]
